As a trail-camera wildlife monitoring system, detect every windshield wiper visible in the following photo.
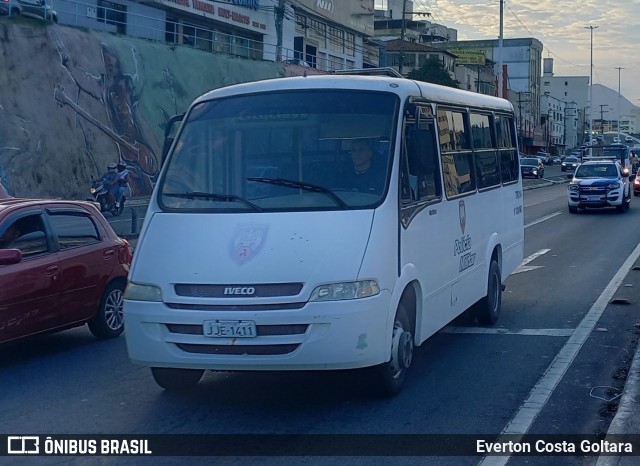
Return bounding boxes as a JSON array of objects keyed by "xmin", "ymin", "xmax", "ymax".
[
  {"xmin": 247, "ymin": 177, "xmax": 348, "ymax": 209},
  {"xmin": 164, "ymin": 191, "xmax": 262, "ymax": 212}
]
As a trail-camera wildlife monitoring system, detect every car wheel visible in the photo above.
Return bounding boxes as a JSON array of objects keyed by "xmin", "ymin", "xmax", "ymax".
[
  {"xmin": 151, "ymin": 367, "xmax": 204, "ymax": 391},
  {"xmin": 568, "ymin": 205, "xmax": 578, "ymax": 214},
  {"xmin": 473, "ymin": 259, "xmax": 502, "ymax": 325},
  {"xmin": 88, "ymin": 281, "xmax": 125, "ymax": 338},
  {"xmin": 370, "ymin": 303, "xmax": 413, "ymax": 397}
]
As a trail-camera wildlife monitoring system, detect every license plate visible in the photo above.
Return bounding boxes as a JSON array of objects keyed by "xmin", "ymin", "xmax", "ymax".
[
  {"xmin": 585, "ymin": 195, "xmax": 601, "ymax": 201},
  {"xmin": 203, "ymin": 320, "xmax": 257, "ymax": 338}
]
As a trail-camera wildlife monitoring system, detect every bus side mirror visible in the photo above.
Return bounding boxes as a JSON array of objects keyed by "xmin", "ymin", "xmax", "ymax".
[{"xmin": 162, "ymin": 113, "xmax": 185, "ymax": 166}]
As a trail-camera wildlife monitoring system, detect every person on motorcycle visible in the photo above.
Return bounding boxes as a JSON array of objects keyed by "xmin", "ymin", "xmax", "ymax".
[
  {"xmin": 115, "ymin": 161, "xmax": 129, "ymax": 209},
  {"xmin": 101, "ymin": 162, "xmax": 119, "ymax": 206}
]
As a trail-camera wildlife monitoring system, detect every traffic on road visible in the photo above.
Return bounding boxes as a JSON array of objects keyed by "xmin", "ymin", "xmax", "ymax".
[{"xmin": 2, "ymin": 160, "xmax": 640, "ymax": 465}]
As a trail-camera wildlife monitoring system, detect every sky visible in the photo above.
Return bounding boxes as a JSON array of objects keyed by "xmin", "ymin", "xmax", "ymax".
[{"xmin": 412, "ymin": 0, "xmax": 640, "ymax": 106}]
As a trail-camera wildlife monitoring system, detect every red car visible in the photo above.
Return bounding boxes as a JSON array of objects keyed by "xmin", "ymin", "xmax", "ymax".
[{"xmin": 0, "ymin": 198, "xmax": 132, "ymax": 345}]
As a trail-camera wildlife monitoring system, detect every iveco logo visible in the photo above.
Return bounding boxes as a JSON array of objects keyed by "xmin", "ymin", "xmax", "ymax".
[{"xmin": 224, "ymin": 287, "xmax": 256, "ymax": 295}]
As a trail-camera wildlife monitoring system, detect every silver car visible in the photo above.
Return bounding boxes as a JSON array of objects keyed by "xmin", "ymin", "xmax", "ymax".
[{"xmin": 0, "ymin": 0, "xmax": 57, "ymax": 22}]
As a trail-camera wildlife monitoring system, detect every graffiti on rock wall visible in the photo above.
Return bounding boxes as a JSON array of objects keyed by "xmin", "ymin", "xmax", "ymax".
[
  {"xmin": 0, "ymin": 21, "xmax": 285, "ymax": 199},
  {"xmin": 51, "ymin": 29, "xmax": 159, "ymax": 196}
]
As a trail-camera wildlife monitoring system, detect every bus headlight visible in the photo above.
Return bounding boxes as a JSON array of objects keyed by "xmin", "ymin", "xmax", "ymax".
[
  {"xmin": 309, "ymin": 280, "xmax": 380, "ymax": 301},
  {"xmin": 124, "ymin": 282, "xmax": 163, "ymax": 302}
]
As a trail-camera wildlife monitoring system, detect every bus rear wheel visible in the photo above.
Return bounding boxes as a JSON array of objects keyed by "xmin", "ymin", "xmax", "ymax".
[
  {"xmin": 474, "ymin": 259, "xmax": 502, "ymax": 325},
  {"xmin": 370, "ymin": 304, "xmax": 413, "ymax": 397}
]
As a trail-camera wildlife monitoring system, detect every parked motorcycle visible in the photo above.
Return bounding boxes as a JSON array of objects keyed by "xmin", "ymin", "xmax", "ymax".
[{"xmin": 87, "ymin": 179, "xmax": 126, "ymax": 216}]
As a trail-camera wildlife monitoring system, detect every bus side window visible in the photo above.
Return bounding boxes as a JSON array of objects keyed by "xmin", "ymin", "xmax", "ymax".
[{"xmin": 405, "ymin": 120, "xmax": 441, "ymax": 202}]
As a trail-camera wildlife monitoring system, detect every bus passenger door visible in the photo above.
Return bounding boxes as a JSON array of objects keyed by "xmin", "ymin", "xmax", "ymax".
[{"xmin": 399, "ymin": 104, "xmax": 451, "ymax": 342}]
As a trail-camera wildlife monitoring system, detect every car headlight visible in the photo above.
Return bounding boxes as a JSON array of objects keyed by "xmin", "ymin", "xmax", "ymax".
[
  {"xmin": 124, "ymin": 282, "xmax": 163, "ymax": 302},
  {"xmin": 532, "ymin": 169, "xmax": 538, "ymax": 174},
  {"xmin": 634, "ymin": 178, "xmax": 640, "ymax": 185},
  {"xmin": 608, "ymin": 183, "xmax": 621, "ymax": 190},
  {"xmin": 309, "ymin": 280, "xmax": 380, "ymax": 302},
  {"xmin": 90, "ymin": 188, "xmax": 97, "ymax": 194},
  {"xmin": 569, "ymin": 184, "xmax": 579, "ymax": 192}
]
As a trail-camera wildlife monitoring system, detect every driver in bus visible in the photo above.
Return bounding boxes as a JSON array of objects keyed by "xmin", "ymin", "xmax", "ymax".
[{"xmin": 347, "ymin": 138, "xmax": 386, "ymax": 195}]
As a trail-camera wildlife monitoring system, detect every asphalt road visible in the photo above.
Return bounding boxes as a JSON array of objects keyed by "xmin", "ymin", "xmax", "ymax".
[{"xmin": 2, "ymin": 170, "xmax": 639, "ymax": 466}]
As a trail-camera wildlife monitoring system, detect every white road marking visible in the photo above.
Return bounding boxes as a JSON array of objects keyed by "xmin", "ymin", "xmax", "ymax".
[
  {"xmin": 512, "ymin": 249, "xmax": 550, "ymax": 274},
  {"xmin": 525, "ymin": 211, "xmax": 562, "ymax": 229},
  {"xmin": 442, "ymin": 327, "xmax": 574, "ymax": 337},
  {"xmin": 478, "ymin": 241, "xmax": 640, "ymax": 466},
  {"xmin": 511, "ymin": 265, "xmax": 543, "ymax": 275},
  {"xmin": 520, "ymin": 249, "xmax": 551, "ymax": 266}
]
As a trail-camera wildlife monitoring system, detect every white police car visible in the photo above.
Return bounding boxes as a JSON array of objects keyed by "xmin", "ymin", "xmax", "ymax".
[{"xmin": 567, "ymin": 160, "xmax": 631, "ymax": 213}]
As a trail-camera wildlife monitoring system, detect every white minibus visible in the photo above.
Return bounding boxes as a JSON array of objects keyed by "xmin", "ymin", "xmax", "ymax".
[{"xmin": 124, "ymin": 74, "xmax": 524, "ymax": 396}]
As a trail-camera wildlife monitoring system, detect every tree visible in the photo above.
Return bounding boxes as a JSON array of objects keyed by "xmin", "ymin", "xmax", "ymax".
[{"xmin": 407, "ymin": 56, "xmax": 460, "ymax": 89}]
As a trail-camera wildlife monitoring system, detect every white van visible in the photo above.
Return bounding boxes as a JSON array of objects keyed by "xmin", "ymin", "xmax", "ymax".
[{"xmin": 124, "ymin": 74, "xmax": 524, "ymax": 396}]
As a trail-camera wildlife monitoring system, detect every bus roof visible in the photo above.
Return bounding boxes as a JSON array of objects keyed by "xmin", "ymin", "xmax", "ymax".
[{"xmin": 193, "ymin": 75, "xmax": 514, "ymax": 114}]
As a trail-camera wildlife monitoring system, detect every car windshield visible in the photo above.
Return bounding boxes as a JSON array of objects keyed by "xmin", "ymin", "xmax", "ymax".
[
  {"xmin": 574, "ymin": 164, "xmax": 618, "ymax": 178},
  {"xmin": 521, "ymin": 158, "xmax": 539, "ymax": 166},
  {"xmin": 159, "ymin": 90, "xmax": 398, "ymax": 212},
  {"xmin": 564, "ymin": 157, "xmax": 577, "ymax": 162}
]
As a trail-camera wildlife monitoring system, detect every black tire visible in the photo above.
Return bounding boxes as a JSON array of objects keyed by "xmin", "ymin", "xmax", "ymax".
[
  {"xmin": 474, "ymin": 259, "xmax": 502, "ymax": 325},
  {"xmin": 111, "ymin": 202, "xmax": 125, "ymax": 217},
  {"xmin": 88, "ymin": 281, "xmax": 125, "ymax": 338},
  {"xmin": 370, "ymin": 304, "xmax": 413, "ymax": 397},
  {"xmin": 151, "ymin": 367, "xmax": 204, "ymax": 391},
  {"xmin": 617, "ymin": 203, "xmax": 625, "ymax": 213},
  {"xmin": 568, "ymin": 205, "xmax": 578, "ymax": 214}
]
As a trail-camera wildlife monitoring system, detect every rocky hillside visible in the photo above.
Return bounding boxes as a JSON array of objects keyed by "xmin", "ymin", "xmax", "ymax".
[{"xmin": 0, "ymin": 16, "xmax": 287, "ymax": 199}]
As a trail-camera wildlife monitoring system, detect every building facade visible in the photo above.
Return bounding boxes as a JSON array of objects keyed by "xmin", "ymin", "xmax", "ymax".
[
  {"xmin": 436, "ymin": 38, "xmax": 543, "ymax": 153},
  {"xmin": 540, "ymin": 94, "xmax": 566, "ymax": 155},
  {"xmin": 541, "ymin": 58, "xmax": 589, "ymax": 148}
]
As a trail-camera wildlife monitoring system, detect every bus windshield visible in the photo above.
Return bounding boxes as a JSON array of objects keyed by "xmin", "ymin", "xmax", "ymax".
[{"xmin": 159, "ymin": 90, "xmax": 398, "ymax": 212}]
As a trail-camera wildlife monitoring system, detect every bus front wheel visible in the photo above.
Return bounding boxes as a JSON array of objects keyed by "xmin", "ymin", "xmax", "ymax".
[
  {"xmin": 151, "ymin": 367, "xmax": 204, "ymax": 391},
  {"xmin": 370, "ymin": 304, "xmax": 413, "ymax": 397}
]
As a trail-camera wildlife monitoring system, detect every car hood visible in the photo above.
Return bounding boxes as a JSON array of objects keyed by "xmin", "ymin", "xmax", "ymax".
[
  {"xmin": 573, "ymin": 178, "xmax": 619, "ymax": 186},
  {"xmin": 131, "ymin": 211, "xmax": 375, "ymax": 290}
]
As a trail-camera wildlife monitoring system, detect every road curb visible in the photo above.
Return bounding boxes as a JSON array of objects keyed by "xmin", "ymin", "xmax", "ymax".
[{"xmin": 596, "ymin": 332, "xmax": 640, "ymax": 466}]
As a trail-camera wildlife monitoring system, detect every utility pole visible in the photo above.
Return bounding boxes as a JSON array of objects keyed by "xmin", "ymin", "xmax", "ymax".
[
  {"xmin": 498, "ymin": 0, "xmax": 504, "ymax": 98},
  {"xmin": 584, "ymin": 25, "xmax": 598, "ymax": 156},
  {"xmin": 399, "ymin": 0, "xmax": 407, "ymax": 75},
  {"xmin": 275, "ymin": 0, "xmax": 285, "ymax": 62},
  {"xmin": 599, "ymin": 104, "xmax": 608, "ymax": 135},
  {"xmin": 616, "ymin": 66, "xmax": 624, "ymax": 140},
  {"xmin": 398, "ymin": 1, "xmax": 430, "ymax": 76}
]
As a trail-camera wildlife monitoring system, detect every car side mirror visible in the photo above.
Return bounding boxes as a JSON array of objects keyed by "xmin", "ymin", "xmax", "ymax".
[
  {"xmin": 0, "ymin": 248, "xmax": 22, "ymax": 265},
  {"xmin": 566, "ymin": 174, "xmax": 573, "ymax": 179}
]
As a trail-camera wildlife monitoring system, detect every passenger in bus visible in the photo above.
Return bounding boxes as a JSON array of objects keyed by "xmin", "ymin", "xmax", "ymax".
[{"xmin": 346, "ymin": 139, "xmax": 386, "ymax": 194}]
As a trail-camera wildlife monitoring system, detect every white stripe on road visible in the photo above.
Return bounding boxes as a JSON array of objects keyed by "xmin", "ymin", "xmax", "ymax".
[
  {"xmin": 520, "ymin": 249, "xmax": 551, "ymax": 266},
  {"xmin": 512, "ymin": 249, "xmax": 550, "ymax": 274},
  {"xmin": 525, "ymin": 211, "xmax": 562, "ymax": 229},
  {"xmin": 442, "ymin": 327, "xmax": 574, "ymax": 337},
  {"xmin": 478, "ymin": 241, "xmax": 640, "ymax": 466}
]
